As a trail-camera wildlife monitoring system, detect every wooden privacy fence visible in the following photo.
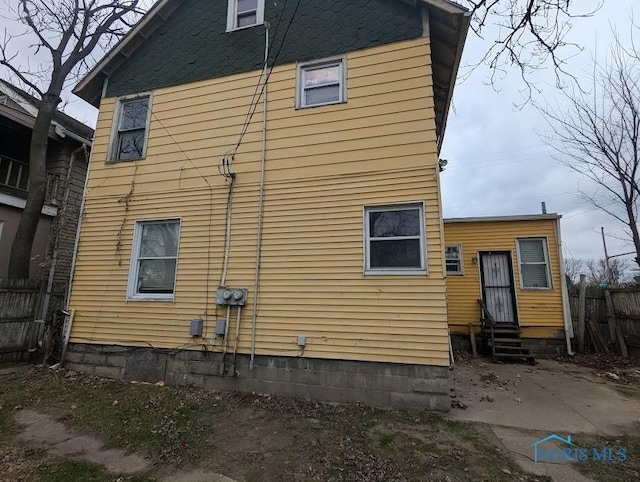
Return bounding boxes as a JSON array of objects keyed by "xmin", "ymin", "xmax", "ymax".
[
  {"xmin": 0, "ymin": 278, "xmax": 66, "ymax": 362},
  {"xmin": 569, "ymin": 283, "xmax": 640, "ymax": 357}
]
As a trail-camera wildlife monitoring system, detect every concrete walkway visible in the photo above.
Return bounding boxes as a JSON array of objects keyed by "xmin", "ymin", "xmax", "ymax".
[
  {"xmin": 449, "ymin": 358, "xmax": 640, "ymax": 481},
  {"xmin": 14, "ymin": 409, "xmax": 237, "ymax": 481},
  {"xmin": 15, "ymin": 410, "xmax": 149, "ymax": 474}
]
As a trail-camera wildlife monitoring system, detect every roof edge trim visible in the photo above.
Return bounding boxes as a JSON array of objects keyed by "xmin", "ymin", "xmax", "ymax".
[{"xmin": 444, "ymin": 214, "xmax": 562, "ymax": 223}]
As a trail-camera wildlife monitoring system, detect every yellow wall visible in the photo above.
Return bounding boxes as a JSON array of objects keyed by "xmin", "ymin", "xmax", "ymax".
[
  {"xmin": 444, "ymin": 218, "xmax": 566, "ymax": 339},
  {"xmin": 68, "ymin": 37, "xmax": 451, "ymax": 366}
]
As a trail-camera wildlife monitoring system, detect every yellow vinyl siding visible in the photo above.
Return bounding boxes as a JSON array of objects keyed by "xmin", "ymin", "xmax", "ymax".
[
  {"xmin": 68, "ymin": 36, "xmax": 450, "ymax": 366},
  {"xmin": 444, "ymin": 219, "xmax": 565, "ymax": 339}
]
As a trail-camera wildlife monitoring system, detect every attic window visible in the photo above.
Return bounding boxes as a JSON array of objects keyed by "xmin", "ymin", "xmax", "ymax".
[{"xmin": 227, "ymin": 0, "xmax": 264, "ymax": 31}]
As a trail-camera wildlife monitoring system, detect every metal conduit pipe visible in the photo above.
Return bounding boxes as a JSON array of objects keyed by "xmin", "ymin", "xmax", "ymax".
[{"xmin": 249, "ymin": 24, "xmax": 270, "ymax": 371}]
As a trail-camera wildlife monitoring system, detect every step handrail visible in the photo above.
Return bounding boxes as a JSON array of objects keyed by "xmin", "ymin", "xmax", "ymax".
[{"xmin": 478, "ymin": 299, "xmax": 497, "ymax": 362}]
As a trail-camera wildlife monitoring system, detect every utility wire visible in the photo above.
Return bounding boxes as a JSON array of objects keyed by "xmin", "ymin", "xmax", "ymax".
[{"xmin": 227, "ymin": 0, "xmax": 301, "ymax": 160}]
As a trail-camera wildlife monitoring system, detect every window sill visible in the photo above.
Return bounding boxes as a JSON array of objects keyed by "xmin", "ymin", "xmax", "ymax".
[
  {"xmin": 226, "ymin": 22, "xmax": 263, "ymax": 33},
  {"xmin": 106, "ymin": 157, "xmax": 145, "ymax": 164},
  {"xmin": 296, "ymin": 99, "xmax": 346, "ymax": 110},
  {"xmin": 365, "ymin": 269, "xmax": 427, "ymax": 276},
  {"xmin": 520, "ymin": 287, "xmax": 553, "ymax": 291},
  {"xmin": 446, "ymin": 272, "xmax": 464, "ymax": 276},
  {"xmin": 127, "ymin": 294, "xmax": 175, "ymax": 301}
]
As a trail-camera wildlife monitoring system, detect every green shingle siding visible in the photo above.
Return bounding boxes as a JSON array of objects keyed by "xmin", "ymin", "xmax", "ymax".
[{"xmin": 106, "ymin": 0, "xmax": 423, "ymax": 97}]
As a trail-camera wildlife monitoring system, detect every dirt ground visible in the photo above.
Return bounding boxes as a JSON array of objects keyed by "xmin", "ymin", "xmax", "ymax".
[
  {"xmin": 0, "ymin": 364, "xmax": 548, "ymax": 482},
  {"xmin": 2, "ymin": 356, "xmax": 639, "ymax": 481}
]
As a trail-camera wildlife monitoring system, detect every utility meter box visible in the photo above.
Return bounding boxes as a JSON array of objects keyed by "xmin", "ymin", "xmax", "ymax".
[
  {"xmin": 216, "ymin": 287, "xmax": 248, "ymax": 306},
  {"xmin": 190, "ymin": 318, "xmax": 203, "ymax": 337}
]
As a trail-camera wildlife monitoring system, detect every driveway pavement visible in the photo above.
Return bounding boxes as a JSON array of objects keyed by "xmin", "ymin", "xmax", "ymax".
[{"xmin": 449, "ymin": 358, "xmax": 640, "ymax": 481}]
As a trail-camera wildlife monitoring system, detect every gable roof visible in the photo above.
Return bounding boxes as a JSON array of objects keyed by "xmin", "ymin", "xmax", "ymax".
[
  {"xmin": 0, "ymin": 79, "xmax": 94, "ymax": 144},
  {"xmin": 74, "ymin": 0, "xmax": 469, "ymax": 148}
]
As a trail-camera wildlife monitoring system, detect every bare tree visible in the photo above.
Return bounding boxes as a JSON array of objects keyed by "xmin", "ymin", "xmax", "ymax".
[
  {"xmin": 0, "ymin": 0, "xmax": 143, "ymax": 279},
  {"xmin": 461, "ymin": 1, "xmax": 602, "ymax": 98},
  {"xmin": 586, "ymin": 258, "xmax": 630, "ymax": 283},
  {"xmin": 542, "ymin": 32, "xmax": 640, "ymax": 268},
  {"xmin": 564, "ymin": 257, "xmax": 584, "ymax": 286}
]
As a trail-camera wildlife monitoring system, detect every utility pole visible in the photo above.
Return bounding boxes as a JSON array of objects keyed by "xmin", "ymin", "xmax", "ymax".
[{"xmin": 601, "ymin": 227, "xmax": 611, "ymax": 281}]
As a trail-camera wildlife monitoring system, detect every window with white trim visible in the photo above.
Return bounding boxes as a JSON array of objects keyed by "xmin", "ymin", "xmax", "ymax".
[
  {"xmin": 517, "ymin": 237, "xmax": 551, "ymax": 288},
  {"xmin": 364, "ymin": 204, "xmax": 426, "ymax": 274},
  {"xmin": 226, "ymin": 0, "xmax": 264, "ymax": 31},
  {"xmin": 128, "ymin": 219, "xmax": 180, "ymax": 300},
  {"xmin": 445, "ymin": 244, "xmax": 463, "ymax": 275},
  {"xmin": 111, "ymin": 95, "xmax": 151, "ymax": 161},
  {"xmin": 297, "ymin": 57, "xmax": 346, "ymax": 108}
]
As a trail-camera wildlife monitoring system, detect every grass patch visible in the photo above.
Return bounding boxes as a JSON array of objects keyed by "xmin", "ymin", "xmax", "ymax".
[
  {"xmin": 34, "ymin": 457, "xmax": 155, "ymax": 482},
  {"xmin": 68, "ymin": 382, "xmax": 216, "ymax": 464},
  {"xmin": 572, "ymin": 435, "xmax": 640, "ymax": 482},
  {"xmin": 378, "ymin": 432, "xmax": 395, "ymax": 448}
]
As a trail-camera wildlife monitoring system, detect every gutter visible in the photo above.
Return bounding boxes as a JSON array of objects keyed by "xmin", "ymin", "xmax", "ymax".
[{"xmin": 436, "ymin": 8, "xmax": 471, "ymax": 153}]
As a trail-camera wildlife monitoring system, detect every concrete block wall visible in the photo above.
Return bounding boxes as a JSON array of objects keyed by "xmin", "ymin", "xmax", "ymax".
[{"xmin": 65, "ymin": 343, "xmax": 452, "ymax": 412}]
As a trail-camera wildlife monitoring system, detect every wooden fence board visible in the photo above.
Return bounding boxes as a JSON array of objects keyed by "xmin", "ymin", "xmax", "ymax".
[
  {"xmin": 0, "ymin": 279, "xmax": 65, "ymax": 362},
  {"xmin": 569, "ymin": 284, "xmax": 640, "ymax": 357}
]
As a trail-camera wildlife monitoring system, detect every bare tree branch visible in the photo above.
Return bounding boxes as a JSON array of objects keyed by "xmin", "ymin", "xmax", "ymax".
[
  {"xmin": 541, "ymin": 24, "xmax": 640, "ymax": 268},
  {"xmin": 460, "ymin": 0, "xmax": 602, "ymax": 103},
  {"xmin": 0, "ymin": 0, "xmax": 144, "ymax": 278}
]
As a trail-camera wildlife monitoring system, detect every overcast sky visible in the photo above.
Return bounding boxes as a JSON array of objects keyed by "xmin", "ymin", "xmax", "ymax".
[
  {"xmin": 440, "ymin": 0, "xmax": 638, "ymax": 272},
  {"xmin": 3, "ymin": 0, "xmax": 637, "ymax": 272}
]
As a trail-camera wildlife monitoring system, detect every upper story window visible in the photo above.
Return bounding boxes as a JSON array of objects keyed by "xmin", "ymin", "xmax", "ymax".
[
  {"xmin": 127, "ymin": 219, "xmax": 181, "ymax": 300},
  {"xmin": 445, "ymin": 244, "xmax": 463, "ymax": 275},
  {"xmin": 364, "ymin": 203, "xmax": 426, "ymax": 275},
  {"xmin": 297, "ymin": 56, "xmax": 346, "ymax": 108},
  {"xmin": 110, "ymin": 94, "xmax": 151, "ymax": 162},
  {"xmin": 516, "ymin": 237, "xmax": 552, "ymax": 289},
  {"xmin": 226, "ymin": 0, "xmax": 264, "ymax": 31},
  {"xmin": 0, "ymin": 156, "xmax": 29, "ymax": 191}
]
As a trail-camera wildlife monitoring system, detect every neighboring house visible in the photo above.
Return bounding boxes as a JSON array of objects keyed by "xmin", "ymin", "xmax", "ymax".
[
  {"xmin": 65, "ymin": 0, "xmax": 471, "ymax": 411},
  {"xmin": 0, "ymin": 80, "xmax": 92, "ymax": 295},
  {"xmin": 444, "ymin": 214, "xmax": 572, "ymax": 359}
]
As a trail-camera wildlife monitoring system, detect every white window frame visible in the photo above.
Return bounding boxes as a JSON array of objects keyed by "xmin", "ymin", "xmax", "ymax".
[
  {"xmin": 226, "ymin": 0, "xmax": 265, "ymax": 31},
  {"xmin": 296, "ymin": 55, "xmax": 347, "ymax": 109},
  {"xmin": 127, "ymin": 218, "xmax": 181, "ymax": 301},
  {"xmin": 516, "ymin": 236, "xmax": 552, "ymax": 290},
  {"xmin": 108, "ymin": 93, "xmax": 153, "ymax": 162},
  {"xmin": 445, "ymin": 243, "xmax": 463, "ymax": 275},
  {"xmin": 363, "ymin": 202, "xmax": 426, "ymax": 276}
]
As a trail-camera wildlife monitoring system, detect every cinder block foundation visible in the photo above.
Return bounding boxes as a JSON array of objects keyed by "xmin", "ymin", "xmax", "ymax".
[{"xmin": 64, "ymin": 343, "xmax": 452, "ymax": 412}]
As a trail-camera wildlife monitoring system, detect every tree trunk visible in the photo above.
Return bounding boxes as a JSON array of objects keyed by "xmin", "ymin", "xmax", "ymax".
[
  {"xmin": 8, "ymin": 91, "xmax": 61, "ymax": 279},
  {"xmin": 626, "ymin": 200, "xmax": 640, "ymax": 269}
]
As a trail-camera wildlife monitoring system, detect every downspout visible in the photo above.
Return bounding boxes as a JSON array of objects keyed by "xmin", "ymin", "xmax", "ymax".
[
  {"xmin": 42, "ymin": 143, "xmax": 86, "ymax": 319},
  {"xmin": 555, "ymin": 216, "xmax": 574, "ymax": 355},
  {"xmin": 249, "ymin": 24, "xmax": 270, "ymax": 371},
  {"xmin": 60, "ymin": 80, "xmax": 103, "ymax": 364}
]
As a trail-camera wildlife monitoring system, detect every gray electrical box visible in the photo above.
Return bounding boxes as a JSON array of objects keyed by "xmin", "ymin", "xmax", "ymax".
[
  {"xmin": 216, "ymin": 287, "xmax": 248, "ymax": 306},
  {"xmin": 215, "ymin": 319, "xmax": 227, "ymax": 336},
  {"xmin": 190, "ymin": 318, "xmax": 203, "ymax": 337}
]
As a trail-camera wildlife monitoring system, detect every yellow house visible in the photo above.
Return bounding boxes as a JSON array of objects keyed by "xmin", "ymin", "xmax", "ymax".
[
  {"xmin": 444, "ymin": 214, "xmax": 573, "ymax": 360},
  {"xmin": 63, "ymin": 0, "xmax": 471, "ymax": 411}
]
